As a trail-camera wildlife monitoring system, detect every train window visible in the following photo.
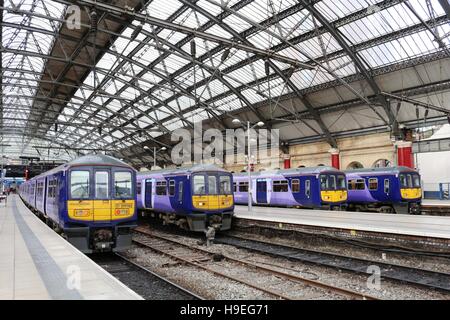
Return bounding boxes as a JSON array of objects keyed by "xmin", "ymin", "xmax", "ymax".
[
  {"xmin": 348, "ymin": 179, "xmax": 365, "ymax": 190},
  {"xmin": 169, "ymin": 180, "xmax": 176, "ymax": 196},
  {"xmin": 328, "ymin": 176, "xmax": 336, "ymax": 190},
  {"xmin": 239, "ymin": 182, "xmax": 249, "ymax": 192},
  {"xmin": 273, "ymin": 180, "xmax": 288, "ymax": 192},
  {"xmin": 193, "ymin": 175, "xmax": 206, "ymax": 195},
  {"xmin": 368, "ymin": 178, "xmax": 378, "ymax": 190},
  {"xmin": 291, "ymin": 179, "xmax": 300, "ymax": 193},
  {"xmin": 305, "ymin": 180, "xmax": 311, "ymax": 197},
  {"xmin": 208, "ymin": 175, "xmax": 218, "ymax": 195},
  {"xmin": 47, "ymin": 179, "xmax": 55, "ymax": 198},
  {"xmin": 407, "ymin": 175, "xmax": 413, "ymax": 188},
  {"xmin": 70, "ymin": 171, "xmax": 90, "ymax": 199},
  {"xmin": 320, "ymin": 175, "xmax": 328, "ymax": 189},
  {"xmin": 220, "ymin": 176, "xmax": 232, "ymax": 194},
  {"xmin": 156, "ymin": 181, "xmax": 167, "ymax": 195},
  {"xmin": 137, "ymin": 182, "xmax": 142, "ymax": 195},
  {"xmin": 337, "ymin": 175, "xmax": 346, "ymax": 189},
  {"xmin": 95, "ymin": 171, "xmax": 109, "ymax": 199},
  {"xmin": 384, "ymin": 179, "xmax": 390, "ymax": 194},
  {"xmin": 233, "ymin": 182, "xmax": 237, "ymax": 193},
  {"xmin": 399, "ymin": 174, "xmax": 407, "ymax": 188},
  {"xmin": 413, "ymin": 175, "xmax": 421, "ymax": 188},
  {"xmin": 114, "ymin": 172, "xmax": 132, "ymax": 198},
  {"xmin": 178, "ymin": 182, "xmax": 183, "ymax": 202}
]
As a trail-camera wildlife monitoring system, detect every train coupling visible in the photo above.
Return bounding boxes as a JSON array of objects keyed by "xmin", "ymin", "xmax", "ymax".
[{"xmin": 204, "ymin": 226, "xmax": 216, "ymax": 246}]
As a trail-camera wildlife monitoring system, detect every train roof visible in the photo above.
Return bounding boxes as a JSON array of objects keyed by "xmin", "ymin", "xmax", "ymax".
[
  {"xmin": 137, "ymin": 164, "xmax": 229, "ymax": 177},
  {"xmin": 233, "ymin": 166, "xmax": 343, "ymax": 178},
  {"xmin": 27, "ymin": 154, "xmax": 134, "ymax": 181},
  {"xmin": 344, "ymin": 166, "xmax": 418, "ymax": 174}
]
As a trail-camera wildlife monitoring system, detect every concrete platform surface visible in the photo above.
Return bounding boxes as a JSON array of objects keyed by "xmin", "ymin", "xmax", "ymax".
[
  {"xmin": 0, "ymin": 195, "xmax": 142, "ymax": 300},
  {"xmin": 234, "ymin": 205, "xmax": 450, "ymax": 239},
  {"xmin": 422, "ymin": 199, "xmax": 450, "ymax": 207}
]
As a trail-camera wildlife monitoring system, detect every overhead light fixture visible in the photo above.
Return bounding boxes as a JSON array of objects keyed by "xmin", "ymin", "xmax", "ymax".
[
  {"xmin": 232, "ymin": 118, "xmax": 241, "ymax": 124},
  {"xmin": 256, "ymin": 121, "xmax": 264, "ymax": 127},
  {"xmin": 160, "ymin": 147, "xmax": 167, "ymax": 151},
  {"xmin": 221, "ymin": 49, "xmax": 230, "ymax": 62},
  {"xmin": 264, "ymin": 60, "xmax": 270, "ymax": 76},
  {"xmin": 143, "ymin": 146, "xmax": 149, "ymax": 150},
  {"xmin": 131, "ymin": 23, "xmax": 143, "ymax": 40},
  {"xmin": 190, "ymin": 40, "xmax": 196, "ymax": 57}
]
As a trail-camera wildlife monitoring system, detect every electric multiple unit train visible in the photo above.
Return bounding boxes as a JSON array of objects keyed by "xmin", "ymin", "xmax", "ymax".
[
  {"xmin": 20, "ymin": 154, "xmax": 137, "ymax": 253},
  {"xmin": 136, "ymin": 164, "xmax": 234, "ymax": 231}
]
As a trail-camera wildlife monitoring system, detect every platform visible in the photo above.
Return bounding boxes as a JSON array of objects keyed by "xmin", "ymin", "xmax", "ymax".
[
  {"xmin": 0, "ymin": 195, "xmax": 142, "ymax": 300},
  {"xmin": 234, "ymin": 205, "xmax": 450, "ymax": 240}
]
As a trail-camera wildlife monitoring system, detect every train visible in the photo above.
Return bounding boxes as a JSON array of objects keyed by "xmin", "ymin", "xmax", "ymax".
[
  {"xmin": 233, "ymin": 166, "xmax": 348, "ymax": 210},
  {"xmin": 136, "ymin": 164, "xmax": 234, "ymax": 232},
  {"xmin": 19, "ymin": 154, "xmax": 137, "ymax": 253},
  {"xmin": 345, "ymin": 166, "xmax": 422, "ymax": 214}
]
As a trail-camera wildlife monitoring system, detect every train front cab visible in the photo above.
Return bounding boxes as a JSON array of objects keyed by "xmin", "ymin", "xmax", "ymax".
[
  {"xmin": 319, "ymin": 173, "xmax": 347, "ymax": 210},
  {"xmin": 66, "ymin": 166, "xmax": 137, "ymax": 253},
  {"xmin": 396, "ymin": 172, "xmax": 421, "ymax": 214},
  {"xmin": 190, "ymin": 171, "xmax": 234, "ymax": 231}
]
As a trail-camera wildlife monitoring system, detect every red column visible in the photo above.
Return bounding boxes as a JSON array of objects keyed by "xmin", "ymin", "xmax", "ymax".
[
  {"xmin": 284, "ymin": 156, "xmax": 291, "ymax": 169},
  {"xmin": 329, "ymin": 148, "xmax": 340, "ymax": 170},
  {"xmin": 396, "ymin": 141, "xmax": 413, "ymax": 168}
]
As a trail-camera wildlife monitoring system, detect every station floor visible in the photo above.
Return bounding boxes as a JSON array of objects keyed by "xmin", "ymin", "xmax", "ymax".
[
  {"xmin": 234, "ymin": 205, "xmax": 450, "ymax": 239},
  {"xmin": 0, "ymin": 195, "xmax": 142, "ymax": 300}
]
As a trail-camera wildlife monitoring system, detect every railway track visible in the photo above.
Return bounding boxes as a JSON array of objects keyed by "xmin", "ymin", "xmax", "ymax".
[
  {"xmin": 420, "ymin": 205, "xmax": 450, "ymax": 216},
  {"xmin": 214, "ymin": 234, "xmax": 450, "ymax": 293},
  {"xmin": 92, "ymin": 252, "xmax": 203, "ymax": 300},
  {"xmin": 133, "ymin": 226, "xmax": 378, "ymax": 300}
]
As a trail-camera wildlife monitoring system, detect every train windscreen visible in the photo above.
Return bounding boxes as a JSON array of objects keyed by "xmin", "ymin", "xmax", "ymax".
[
  {"xmin": 114, "ymin": 171, "xmax": 133, "ymax": 198},
  {"xmin": 70, "ymin": 171, "xmax": 90, "ymax": 199},
  {"xmin": 399, "ymin": 173, "xmax": 421, "ymax": 188},
  {"xmin": 193, "ymin": 173, "xmax": 232, "ymax": 195},
  {"xmin": 320, "ymin": 174, "xmax": 345, "ymax": 190}
]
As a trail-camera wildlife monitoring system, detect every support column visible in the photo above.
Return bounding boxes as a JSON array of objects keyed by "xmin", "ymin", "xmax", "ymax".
[
  {"xmin": 283, "ymin": 155, "xmax": 291, "ymax": 169},
  {"xmin": 329, "ymin": 148, "xmax": 340, "ymax": 170},
  {"xmin": 396, "ymin": 141, "xmax": 414, "ymax": 168}
]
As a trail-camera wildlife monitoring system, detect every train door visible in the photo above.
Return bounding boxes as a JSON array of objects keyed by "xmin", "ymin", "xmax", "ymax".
[
  {"xmin": 256, "ymin": 179, "xmax": 268, "ymax": 204},
  {"xmin": 94, "ymin": 170, "xmax": 111, "ymax": 222},
  {"xmin": 145, "ymin": 179, "xmax": 153, "ymax": 208}
]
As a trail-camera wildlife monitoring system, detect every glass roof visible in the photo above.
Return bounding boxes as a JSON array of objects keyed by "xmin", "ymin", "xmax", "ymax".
[{"xmin": 1, "ymin": 0, "xmax": 449, "ymax": 164}]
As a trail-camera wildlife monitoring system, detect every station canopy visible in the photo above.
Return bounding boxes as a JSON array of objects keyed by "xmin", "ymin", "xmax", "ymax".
[{"xmin": 1, "ymin": 0, "xmax": 450, "ymax": 167}]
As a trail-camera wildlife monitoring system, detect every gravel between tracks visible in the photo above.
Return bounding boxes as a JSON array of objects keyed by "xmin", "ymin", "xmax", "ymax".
[
  {"xmin": 126, "ymin": 228, "xmax": 450, "ymax": 300},
  {"xmin": 92, "ymin": 253, "xmax": 197, "ymax": 300}
]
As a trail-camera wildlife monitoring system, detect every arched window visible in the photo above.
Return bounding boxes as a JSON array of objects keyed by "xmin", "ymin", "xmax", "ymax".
[
  {"xmin": 372, "ymin": 159, "xmax": 391, "ymax": 168},
  {"xmin": 347, "ymin": 161, "xmax": 364, "ymax": 169}
]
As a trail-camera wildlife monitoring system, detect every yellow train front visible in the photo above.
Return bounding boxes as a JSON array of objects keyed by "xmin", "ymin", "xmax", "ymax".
[{"xmin": 20, "ymin": 154, "xmax": 137, "ymax": 253}]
